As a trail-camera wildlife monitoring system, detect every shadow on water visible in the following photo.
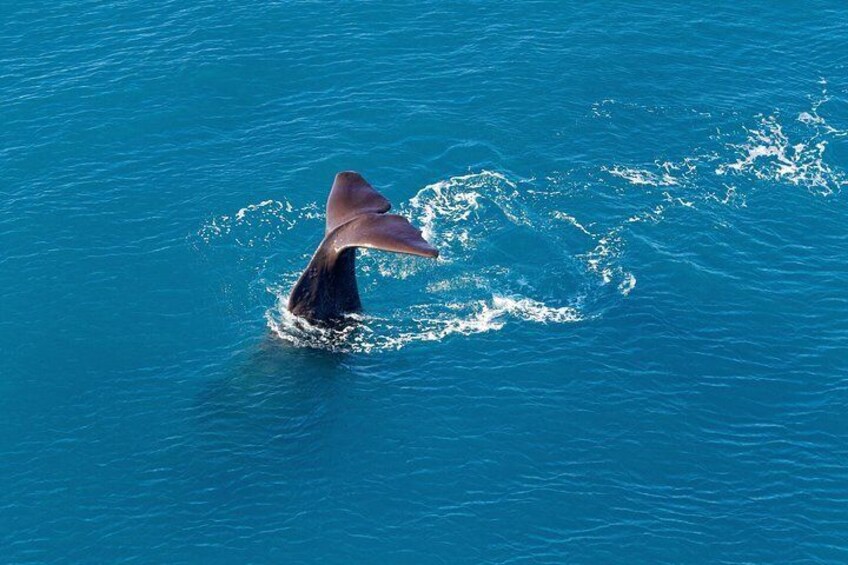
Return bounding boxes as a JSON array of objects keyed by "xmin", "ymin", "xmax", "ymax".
[
  {"xmin": 192, "ymin": 333, "xmax": 355, "ymax": 467},
  {"xmin": 144, "ymin": 338, "xmax": 360, "ymax": 535}
]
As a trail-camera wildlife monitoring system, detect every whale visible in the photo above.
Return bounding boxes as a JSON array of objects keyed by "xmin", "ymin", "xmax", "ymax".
[{"xmin": 287, "ymin": 172, "xmax": 438, "ymax": 322}]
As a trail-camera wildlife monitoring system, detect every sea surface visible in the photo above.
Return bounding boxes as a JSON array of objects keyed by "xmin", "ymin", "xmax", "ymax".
[{"xmin": 2, "ymin": 2, "xmax": 847, "ymax": 563}]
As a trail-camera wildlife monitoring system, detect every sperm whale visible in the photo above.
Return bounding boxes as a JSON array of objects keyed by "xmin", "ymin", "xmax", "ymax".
[{"xmin": 287, "ymin": 172, "xmax": 439, "ymax": 322}]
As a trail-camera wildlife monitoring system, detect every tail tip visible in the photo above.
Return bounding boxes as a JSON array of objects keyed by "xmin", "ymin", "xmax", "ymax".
[{"xmin": 333, "ymin": 170, "xmax": 365, "ymax": 186}]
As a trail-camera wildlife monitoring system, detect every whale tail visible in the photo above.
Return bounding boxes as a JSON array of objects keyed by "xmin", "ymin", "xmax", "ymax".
[{"xmin": 287, "ymin": 172, "xmax": 438, "ymax": 322}]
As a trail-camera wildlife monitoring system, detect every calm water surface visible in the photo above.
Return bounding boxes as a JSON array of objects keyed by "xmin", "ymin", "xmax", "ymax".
[{"xmin": 2, "ymin": 2, "xmax": 847, "ymax": 563}]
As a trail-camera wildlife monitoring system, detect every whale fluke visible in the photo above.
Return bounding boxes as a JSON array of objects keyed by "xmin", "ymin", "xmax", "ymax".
[
  {"xmin": 325, "ymin": 171, "xmax": 391, "ymax": 233},
  {"xmin": 287, "ymin": 172, "xmax": 438, "ymax": 322}
]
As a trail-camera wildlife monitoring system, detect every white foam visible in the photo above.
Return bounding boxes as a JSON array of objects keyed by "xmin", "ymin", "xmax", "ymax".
[
  {"xmin": 603, "ymin": 165, "xmax": 679, "ymax": 187},
  {"xmin": 237, "ymin": 169, "xmax": 646, "ymax": 352},
  {"xmin": 490, "ymin": 295, "xmax": 582, "ymax": 324},
  {"xmin": 235, "ymin": 199, "xmax": 277, "ymax": 220},
  {"xmin": 405, "ymin": 170, "xmax": 529, "ymax": 257},
  {"xmin": 197, "ymin": 197, "xmax": 315, "ymax": 245},
  {"xmin": 590, "ymin": 98, "xmax": 616, "ymax": 118},
  {"xmin": 256, "ymin": 87, "xmax": 848, "ymax": 353},
  {"xmin": 261, "ymin": 170, "xmax": 594, "ymax": 353},
  {"xmin": 716, "ymin": 112, "xmax": 846, "ymax": 196},
  {"xmin": 798, "ymin": 79, "xmax": 846, "ymax": 138},
  {"xmin": 552, "ymin": 211, "xmax": 594, "ymax": 236},
  {"xmin": 266, "ymin": 293, "xmax": 583, "ymax": 353}
]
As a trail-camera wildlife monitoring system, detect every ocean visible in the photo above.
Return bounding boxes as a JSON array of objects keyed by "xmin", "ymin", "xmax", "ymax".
[{"xmin": 2, "ymin": 1, "xmax": 847, "ymax": 562}]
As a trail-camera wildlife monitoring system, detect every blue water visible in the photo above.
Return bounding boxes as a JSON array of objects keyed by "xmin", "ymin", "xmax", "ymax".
[{"xmin": 3, "ymin": 2, "xmax": 847, "ymax": 562}]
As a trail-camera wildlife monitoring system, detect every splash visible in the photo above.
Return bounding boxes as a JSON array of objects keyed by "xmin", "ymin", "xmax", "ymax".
[
  {"xmin": 797, "ymin": 79, "xmax": 847, "ymax": 138},
  {"xmin": 715, "ymin": 115, "xmax": 845, "ymax": 195},
  {"xmin": 198, "ymin": 82, "xmax": 844, "ymax": 353},
  {"xmin": 716, "ymin": 82, "xmax": 846, "ymax": 196},
  {"xmin": 197, "ymin": 198, "xmax": 317, "ymax": 246},
  {"xmin": 552, "ymin": 211, "xmax": 594, "ymax": 237},
  {"xmin": 404, "ymin": 170, "xmax": 531, "ymax": 259},
  {"xmin": 603, "ymin": 159, "xmax": 699, "ymax": 189},
  {"xmin": 262, "ymin": 171, "xmax": 600, "ymax": 352},
  {"xmin": 603, "ymin": 165, "xmax": 679, "ymax": 187},
  {"xmin": 266, "ymin": 292, "xmax": 583, "ymax": 353}
]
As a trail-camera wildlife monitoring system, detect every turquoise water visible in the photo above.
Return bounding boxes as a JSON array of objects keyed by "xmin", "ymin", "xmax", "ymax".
[{"xmin": 3, "ymin": 1, "xmax": 848, "ymax": 562}]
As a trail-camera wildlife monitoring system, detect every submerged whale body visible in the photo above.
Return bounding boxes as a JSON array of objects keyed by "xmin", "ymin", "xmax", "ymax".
[{"xmin": 287, "ymin": 172, "xmax": 439, "ymax": 322}]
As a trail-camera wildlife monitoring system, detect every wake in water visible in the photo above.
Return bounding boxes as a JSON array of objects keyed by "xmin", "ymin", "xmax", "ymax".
[
  {"xmin": 716, "ymin": 112, "xmax": 846, "ymax": 196},
  {"xmin": 265, "ymin": 294, "xmax": 582, "ymax": 354},
  {"xmin": 197, "ymin": 82, "xmax": 845, "ymax": 352},
  {"xmin": 264, "ymin": 171, "xmax": 593, "ymax": 352}
]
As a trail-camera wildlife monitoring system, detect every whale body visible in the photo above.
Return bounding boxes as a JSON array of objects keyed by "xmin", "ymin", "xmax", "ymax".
[{"xmin": 287, "ymin": 172, "xmax": 438, "ymax": 322}]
